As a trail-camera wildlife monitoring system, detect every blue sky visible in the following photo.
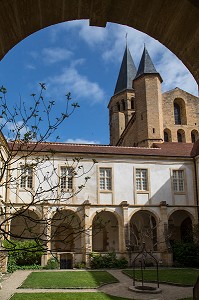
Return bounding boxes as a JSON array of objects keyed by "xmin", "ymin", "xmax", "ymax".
[{"xmin": 0, "ymin": 21, "xmax": 197, "ymax": 145}]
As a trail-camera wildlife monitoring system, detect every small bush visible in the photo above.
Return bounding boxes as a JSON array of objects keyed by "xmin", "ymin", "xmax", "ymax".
[
  {"xmin": 75, "ymin": 262, "xmax": 86, "ymax": 269},
  {"xmin": 43, "ymin": 257, "xmax": 60, "ymax": 269},
  {"xmin": 90, "ymin": 252, "xmax": 128, "ymax": 269},
  {"xmin": 3, "ymin": 240, "xmax": 44, "ymax": 272},
  {"xmin": 172, "ymin": 241, "xmax": 199, "ymax": 267}
]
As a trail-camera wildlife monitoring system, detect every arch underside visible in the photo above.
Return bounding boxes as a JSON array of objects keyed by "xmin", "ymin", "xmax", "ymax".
[{"xmin": 0, "ymin": 1, "xmax": 199, "ymax": 83}]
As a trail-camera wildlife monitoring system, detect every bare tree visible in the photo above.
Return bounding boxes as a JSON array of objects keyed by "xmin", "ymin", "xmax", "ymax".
[{"xmin": 0, "ymin": 83, "xmax": 98, "ymax": 271}]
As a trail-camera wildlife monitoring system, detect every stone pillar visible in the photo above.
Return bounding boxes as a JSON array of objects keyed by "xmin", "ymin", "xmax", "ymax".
[
  {"xmin": 41, "ymin": 205, "xmax": 52, "ymax": 267},
  {"xmin": 121, "ymin": 201, "xmax": 129, "ymax": 253},
  {"xmin": 83, "ymin": 201, "xmax": 91, "ymax": 267},
  {"xmin": 158, "ymin": 201, "xmax": 173, "ymax": 266}
]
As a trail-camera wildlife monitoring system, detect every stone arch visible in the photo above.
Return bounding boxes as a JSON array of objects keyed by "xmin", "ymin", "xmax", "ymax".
[
  {"xmin": 177, "ymin": 129, "xmax": 186, "ymax": 143},
  {"xmin": 92, "ymin": 210, "xmax": 119, "ymax": 252},
  {"xmin": 164, "ymin": 128, "xmax": 172, "ymax": 142},
  {"xmin": 191, "ymin": 129, "xmax": 199, "ymax": 143},
  {"xmin": 129, "ymin": 209, "xmax": 158, "ymax": 251},
  {"xmin": 51, "ymin": 209, "xmax": 82, "ymax": 252},
  {"xmin": 168, "ymin": 209, "xmax": 194, "ymax": 244},
  {"xmin": 0, "ymin": 1, "xmax": 199, "ymax": 84},
  {"xmin": 174, "ymin": 98, "xmax": 187, "ymax": 125},
  {"xmin": 10, "ymin": 209, "xmax": 42, "ymax": 240}
]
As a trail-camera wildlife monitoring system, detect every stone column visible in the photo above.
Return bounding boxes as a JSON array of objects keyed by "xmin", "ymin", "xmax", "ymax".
[
  {"xmin": 41, "ymin": 205, "xmax": 51, "ymax": 267},
  {"xmin": 121, "ymin": 201, "xmax": 129, "ymax": 253},
  {"xmin": 82, "ymin": 201, "xmax": 91, "ymax": 267},
  {"xmin": 158, "ymin": 201, "xmax": 173, "ymax": 266}
]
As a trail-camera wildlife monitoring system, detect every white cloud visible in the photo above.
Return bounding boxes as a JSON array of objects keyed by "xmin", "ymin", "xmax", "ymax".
[
  {"xmin": 51, "ymin": 20, "xmax": 108, "ymax": 47},
  {"xmin": 42, "ymin": 47, "xmax": 73, "ymax": 64},
  {"xmin": 25, "ymin": 64, "xmax": 36, "ymax": 70},
  {"xmin": 45, "ymin": 64, "xmax": 105, "ymax": 104},
  {"xmin": 101, "ymin": 23, "xmax": 198, "ymax": 96},
  {"xmin": 65, "ymin": 138, "xmax": 100, "ymax": 144}
]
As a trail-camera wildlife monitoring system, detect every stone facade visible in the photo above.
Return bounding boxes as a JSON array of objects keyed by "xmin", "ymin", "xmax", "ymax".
[
  {"xmin": 1, "ymin": 46, "xmax": 199, "ymax": 270},
  {"xmin": 109, "ymin": 47, "xmax": 199, "ymax": 148}
]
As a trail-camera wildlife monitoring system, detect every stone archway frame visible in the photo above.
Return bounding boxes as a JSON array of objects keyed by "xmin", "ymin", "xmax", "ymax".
[
  {"xmin": 90, "ymin": 208, "xmax": 124, "ymax": 252},
  {"xmin": 0, "ymin": 1, "xmax": 199, "ymax": 83},
  {"xmin": 168, "ymin": 208, "xmax": 195, "ymax": 243},
  {"xmin": 129, "ymin": 208, "xmax": 160, "ymax": 251},
  {"xmin": 50, "ymin": 208, "xmax": 83, "ymax": 253},
  {"xmin": 10, "ymin": 207, "xmax": 42, "ymax": 240},
  {"xmin": 168, "ymin": 208, "xmax": 196, "ymax": 224}
]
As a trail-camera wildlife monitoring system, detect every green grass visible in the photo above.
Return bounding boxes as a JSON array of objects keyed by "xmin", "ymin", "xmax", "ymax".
[
  {"xmin": 10, "ymin": 292, "xmax": 131, "ymax": 300},
  {"xmin": 20, "ymin": 271, "xmax": 118, "ymax": 289},
  {"xmin": 123, "ymin": 268, "xmax": 199, "ymax": 286}
]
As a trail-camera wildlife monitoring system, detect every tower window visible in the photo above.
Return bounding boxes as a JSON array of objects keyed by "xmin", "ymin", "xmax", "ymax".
[
  {"xmin": 164, "ymin": 131, "xmax": 169, "ymax": 142},
  {"xmin": 164, "ymin": 129, "xmax": 172, "ymax": 142},
  {"xmin": 191, "ymin": 132, "xmax": 196, "ymax": 143},
  {"xmin": 153, "ymin": 128, "xmax": 155, "ymax": 133},
  {"xmin": 131, "ymin": 98, "xmax": 135, "ymax": 109},
  {"xmin": 117, "ymin": 102, "xmax": 120, "ymax": 112},
  {"xmin": 177, "ymin": 131, "xmax": 182, "ymax": 142},
  {"xmin": 191, "ymin": 130, "xmax": 198, "ymax": 143},
  {"xmin": 121, "ymin": 99, "xmax": 125, "ymax": 111},
  {"xmin": 174, "ymin": 103, "xmax": 181, "ymax": 125}
]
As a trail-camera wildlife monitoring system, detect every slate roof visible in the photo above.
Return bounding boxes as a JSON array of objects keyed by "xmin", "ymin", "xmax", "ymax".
[
  {"xmin": 8, "ymin": 141, "xmax": 195, "ymax": 158},
  {"xmin": 114, "ymin": 45, "xmax": 137, "ymax": 94},
  {"xmin": 135, "ymin": 46, "xmax": 162, "ymax": 82}
]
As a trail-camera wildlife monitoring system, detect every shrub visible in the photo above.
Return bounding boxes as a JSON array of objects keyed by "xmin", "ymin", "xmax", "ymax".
[
  {"xmin": 90, "ymin": 252, "xmax": 128, "ymax": 269},
  {"xmin": 75, "ymin": 262, "xmax": 86, "ymax": 269},
  {"xmin": 3, "ymin": 239, "xmax": 44, "ymax": 271},
  {"xmin": 172, "ymin": 241, "xmax": 199, "ymax": 267},
  {"xmin": 43, "ymin": 257, "xmax": 60, "ymax": 269}
]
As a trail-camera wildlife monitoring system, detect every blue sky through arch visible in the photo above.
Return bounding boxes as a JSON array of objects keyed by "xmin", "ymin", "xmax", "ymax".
[{"xmin": 0, "ymin": 21, "xmax": 197, "ymax": 145}]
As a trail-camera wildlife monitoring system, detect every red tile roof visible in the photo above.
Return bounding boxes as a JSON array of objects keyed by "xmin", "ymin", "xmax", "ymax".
[{"xmin": 7, "ymin": 141, "xmax": 196, "ymax": 158}]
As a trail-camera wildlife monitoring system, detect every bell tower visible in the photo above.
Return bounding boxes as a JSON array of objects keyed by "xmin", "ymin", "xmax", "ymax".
[
  {"xmin": 133, "ymin": 46, "xmax": 164, "ymax": 147},
  {"xmin": 108, "ymin": 45, "xmax": 137, "ymax": 145}
]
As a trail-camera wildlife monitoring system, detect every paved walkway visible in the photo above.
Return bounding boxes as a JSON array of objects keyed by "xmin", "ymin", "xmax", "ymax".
[{"xmin": 0, "ymin": 269, "xmax": 193, "ymax": 300}]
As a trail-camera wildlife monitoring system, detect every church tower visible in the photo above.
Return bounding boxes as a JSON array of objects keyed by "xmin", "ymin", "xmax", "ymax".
[
  {"xmin": 108, "ymin": 45, "xmax": 137, "ymax": 145},
  {"xmin": 133, "ymin": 46, "xmax": 164, "ymax": 147}
]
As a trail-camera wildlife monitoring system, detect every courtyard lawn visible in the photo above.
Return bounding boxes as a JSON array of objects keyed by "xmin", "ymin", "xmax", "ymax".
[
  {"xmin": 123, "ymin": 268, "xmax": 199, "ymax": 286},
  {"xmin": 20, "ymin": 271, "xmax": 118, "ymax": 289},
  {"xmin": 10, "ymin": 293, "xmax": 131, "ymax": 300}
]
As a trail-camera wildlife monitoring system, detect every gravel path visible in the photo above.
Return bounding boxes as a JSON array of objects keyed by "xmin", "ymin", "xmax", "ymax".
[{"xmin": 0, "ymin": 269, "xmax": 194, "ymax": 300}]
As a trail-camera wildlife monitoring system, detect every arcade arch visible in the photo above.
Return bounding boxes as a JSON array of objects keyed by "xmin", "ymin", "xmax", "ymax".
[
  {"xmin": 51, "ymin": 209, "xmax": 82, "ymax": 252},
  {"xmin": 168, "ymin": 210, "xmax": 193, "ymax": 244},
  {"xmin": 92, "ymin": 211, "xmax": 119, "ymax": 252},
  {"xmin": 129, "ymin": 210, "xmax": 158, "ymax": 252},
  {"xmin": 10, "ymin": 209, "xmax": 42, "ymax": 240}
]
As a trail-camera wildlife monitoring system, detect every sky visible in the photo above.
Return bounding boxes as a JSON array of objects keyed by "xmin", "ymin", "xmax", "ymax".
[{"xmin": 0, "ymin": 20, "xmax": 197, "ymax": 145}]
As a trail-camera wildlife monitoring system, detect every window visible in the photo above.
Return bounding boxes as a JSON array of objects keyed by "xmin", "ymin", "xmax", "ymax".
[
  {"xmin": 177, "ymin": 131, "xmax": 182, "ymax": 142},
  {"xmin": 174, "ymin": 102, "xmax": 181, "ymax": 124},
  {"xmin": 136, "ymin": 169, "xmax": 148, "ymax": 191},
  {"xmin": 20, "ymin": 166, "xmax": 33, "ymax": 189},
  {"xmin": 172, "ymin": 170, "xmax": 185, "ymax": 192},
  {"xmin": 191, "ymin": 130, "xmax": 198, "ymax": 143},
  {"xmin": 121, "ymin": 99, "xmax": 125, "ymax": 111},
  {"xmin": 60, "ymin": 167, "xmax": 73, "ymax": 190},
  {"xmin": 191, "ymin": 132, "xmax": 196, "ymax": 143},
  {"xmin": 131, "ymin": 97, "xmax": 135, "ymax": 109},
  {"xmin": 164, "ymin": 131, "xmax": 169, "ymax": 142},
  {"xmin": 99, "ymin": 168, "xmax": 112, "ymax": 190}
]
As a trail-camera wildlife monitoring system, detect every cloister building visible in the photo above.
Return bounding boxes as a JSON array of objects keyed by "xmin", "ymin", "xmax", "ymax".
[{"xmin": 1, "ymin": 46, "xmax": 199, "ymax": 269}]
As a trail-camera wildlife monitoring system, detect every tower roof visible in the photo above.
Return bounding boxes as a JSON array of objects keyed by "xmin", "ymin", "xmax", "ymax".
[
  {"xmin": 135, "ymin": 46, "xmax": 163, "ymax": 82},
  {"xmin": 114, "ymin": 46, "xmax": 137, "ymax": 95}
]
